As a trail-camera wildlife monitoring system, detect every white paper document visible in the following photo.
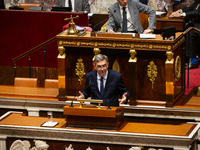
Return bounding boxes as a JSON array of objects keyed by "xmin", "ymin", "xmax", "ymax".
[
  {"xmin": 156, "ymin": 11, "xmax": 167, "ymax": 16},
  {"xmin": 41, "ymin": 121, "xmax": 59, "ymax": 127},
  {"xmin": 140, "ymin": 34, "xmax": 156, "ymax": 39}
]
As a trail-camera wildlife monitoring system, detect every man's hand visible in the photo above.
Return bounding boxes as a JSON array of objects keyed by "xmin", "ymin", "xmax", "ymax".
[
  {"xmin": 169, "ymin": 11, "xmax": 182, "ymax": 18},
  {"xmin": 120, "ymin": 92, "xmax": 127, "ymax": 104},
  {"xmin": 108, "ymin": 29, "xmax": 115, "ymax": 33},
  {"xmin": 78, "ymin": 91, "xmax": 84, "ymax": 99},
  {"xmin": 143, "ymin": 28, "xmax": 153, "ymax": 34}
]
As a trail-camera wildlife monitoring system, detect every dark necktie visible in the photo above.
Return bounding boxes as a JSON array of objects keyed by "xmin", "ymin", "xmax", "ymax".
[
  {"xmin": 122, "ymin": 7, "xmax": 127, "ymax": 33},
  {"xmin": 68, "ymin": 0, "xmax": 72, "ymax": 9},
  {"xmin": 100, "ymin": 77, "xmax": 104, "ymax": 97}
]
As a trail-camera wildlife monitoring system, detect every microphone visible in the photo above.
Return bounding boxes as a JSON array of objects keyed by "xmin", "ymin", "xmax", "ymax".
[
  {"xmin": 92, "ymin": 16, "xmax": 109, "ymax": 32},
  {"xmin": 69, "ymin": 77, "xmax": 92, "ymax": 107},
  {"xmin": 103, "ymin": 88, "xmax": 111, "ymax": 110}
]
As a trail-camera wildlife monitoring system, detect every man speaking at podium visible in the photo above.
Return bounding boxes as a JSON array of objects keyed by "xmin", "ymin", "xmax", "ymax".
[
  {"xmin": 107, "ymin": 0, "xmax": 156, "ymax": 34},
  {"xmin": 78, "ymin": 54, "xmax": 130, "ymax": 106}
]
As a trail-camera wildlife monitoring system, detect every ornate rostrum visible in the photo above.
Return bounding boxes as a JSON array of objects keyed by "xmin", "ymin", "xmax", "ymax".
[
  {"xmin": 175, "ymin": 55, "xmax": 181, "ymax": 82},
  {"xmin": 75, "ymin": 58, "xmax": 86, "ymax": 85},
  {"xmin": 147, "ymin": 61, "xmax": 158, "ymax": 89}
]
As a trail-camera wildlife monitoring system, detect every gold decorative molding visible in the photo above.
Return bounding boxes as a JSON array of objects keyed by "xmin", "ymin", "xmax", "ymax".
[
  {"xmin": 129, "ymin": 50, "xmax": 137, "ymax": 62},
  {"xmin": 112, "ymin": 60, "xmax": 120, "ymax": 73},
  {"xmin": 173, "ymin": 37, "xmax": 185, "ymax": 50},
  {"xmin": 175, "ymin": 55, "xmax": 181, "ymax": 82},
  {"xmin": 59, "ymin": 40, "xmax": 172, "ymax": 50},
  {"xmin": 147, "ymin": 61, "xmax": 158, "ymax": 89},
  {"xmin": 75, "ymin": 58, "xmax": 86, "ymax": 85}
]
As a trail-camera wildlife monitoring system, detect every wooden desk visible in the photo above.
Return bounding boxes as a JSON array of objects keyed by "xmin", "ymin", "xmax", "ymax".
[
  {"xmin": 156, "ymin": 12, "xmax": 184, "ymax": 31},
  {"xmin": 0, "ymin": 112, "xmax": 199, "ymax": 150},
  {"xmin": 0, "ymin": 85, "xmax": 58, "ymax": 99},
  {"xmin": 89, "ymin": 12, "xmax": 185, "ymax": 31}
]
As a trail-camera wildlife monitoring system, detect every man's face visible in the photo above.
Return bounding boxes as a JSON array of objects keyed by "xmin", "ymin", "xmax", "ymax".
[
  {"xmin": 95, "ymin": 59, "xmax": 109, "ymax": 77},
  {"xmin": 117, "ymin": 0, "xmax": 128, "ymax": 7}
]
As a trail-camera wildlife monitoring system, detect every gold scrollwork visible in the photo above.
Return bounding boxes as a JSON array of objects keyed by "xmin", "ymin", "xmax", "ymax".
[
  {"xmin": 149, "ymin": 45, "xmax": 153, "ymax": 49},
  {"xmin": 77, "ymin": 42, "xmax": 81, "ymax": 46},
  {"xmin": 147, "ymin": 61, "xmax": 158, "ymax": 89},
  {"xmin": 175, "ymin": 56, "xmax": 181, "ymax": 82},
  {"xmin": 75, "ymin": 58, "xmax": 86, "ymax": 85},
  {"xmin": 167, "ymin": 45, "xmax": 171, "ymax": 50},
  {"xmin": 59, "ymin": 41, "xmax": 63, "ymax": 45}
]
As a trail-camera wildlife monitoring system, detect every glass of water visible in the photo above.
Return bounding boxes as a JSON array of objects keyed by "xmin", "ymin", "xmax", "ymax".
[{"xmin": 47, "ymin": 111, "xmax": 53, "ymax": 122}]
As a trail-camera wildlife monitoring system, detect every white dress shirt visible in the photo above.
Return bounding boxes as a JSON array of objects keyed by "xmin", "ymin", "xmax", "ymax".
[
  {"xmin": 65, "ymin": 0, "xmax": 75, "ymax": 10},
  {"xmin": 119, "ymin": 4, "xmax": 135, "ymax": 31},
  {"xmin": 97, "ymin": 70, "xmax": 108, "ymax": 92}
]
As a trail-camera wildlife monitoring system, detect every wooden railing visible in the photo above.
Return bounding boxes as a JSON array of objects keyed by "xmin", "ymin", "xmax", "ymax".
[{"xmin": 12, "ymin": 36, "xmax": 57, "ymax": 78}]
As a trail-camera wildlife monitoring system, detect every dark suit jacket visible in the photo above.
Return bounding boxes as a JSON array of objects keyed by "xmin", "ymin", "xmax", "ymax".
[
  {"xmin": 0, "ymin": 0, "xmax": 5, "ymax": 9},
  {"xmin": 56, "ymin": 0, "xmax": 90, "ymax": 12},
  {"xmin": 107, "ymin": 0, "xmax": 156, "ymax": 33},
  {"xmin": 183, "ymin": 0, "xmax": 200, "ymax": 29},
  {"xmin": 82, "ymin": 69, "xmax": 130, "ymax": 106}
]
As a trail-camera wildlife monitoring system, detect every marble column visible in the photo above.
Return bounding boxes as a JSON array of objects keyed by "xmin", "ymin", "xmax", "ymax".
[{"xmin": 0, "ymin": 136, "xmax": 7, "ymax": 150}]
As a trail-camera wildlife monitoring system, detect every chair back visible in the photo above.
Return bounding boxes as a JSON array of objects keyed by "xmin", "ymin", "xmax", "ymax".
[
  {"xmin": 14, "ymin": 77, "xmax": 37, "ymax": 87},
  {"xmin": 140, "ymin": 12, "xmax": 149, "ymax": 30},
  {"xmin": 44, "ymin": 79, "xmax": 58, "ymax": 88}
]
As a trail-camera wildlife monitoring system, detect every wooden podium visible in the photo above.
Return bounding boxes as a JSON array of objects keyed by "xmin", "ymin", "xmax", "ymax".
[
  {"xmin": 63, "ymin": 105, "xmax": 124, "ymax": 130},
  {"xmin": 56, "ymin": 31, "xmax": 186, "ymax": 107}
]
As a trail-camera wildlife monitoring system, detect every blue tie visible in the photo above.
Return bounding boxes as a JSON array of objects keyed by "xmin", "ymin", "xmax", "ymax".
[{"xmin": 100, "ymin": 77, "xmax": 104, "ymax": 97}]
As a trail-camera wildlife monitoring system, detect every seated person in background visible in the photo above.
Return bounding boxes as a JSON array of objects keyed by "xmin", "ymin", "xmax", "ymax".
[
  {"xmin": 78, "ymin": 54, "xmax": 130, "ymax": 106},
  {"xmin": 169, "ymin": 0, "xmax": 200, "ymax": 69},
  {"xmin": 107, "ymin": 0, "xmax": 156, "ymax": 34},
  {"xmin": 56, "ymin": 0, "xmax": 90, "ymax": 12}
]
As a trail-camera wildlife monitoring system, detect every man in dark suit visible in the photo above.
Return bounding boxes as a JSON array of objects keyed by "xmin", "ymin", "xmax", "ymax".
[
  {"xmin": 78, "ymin": 54, "xmax": 129, "ymax": 106},
  {"xmin": 169, "ymin": 0, "xmax": 200, "ymax": 69},
  {"xmin": 56, "ymin": 0, "xmax": 90, "ymax": 12},
  {"xmin": 107, "ymin": 0, "xmax": 156, "ymax": 34}
]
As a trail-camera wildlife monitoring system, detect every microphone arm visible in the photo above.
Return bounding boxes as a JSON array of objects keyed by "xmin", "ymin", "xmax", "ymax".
[
  {"xmin": 103, "ymin": 88, "xmax": 111, "ymax": 110},
  {"xmin": 69, "ymin": 77, "xmax": 92, "ymax": 107},
  {"xmin": 92, "ymin": 17, "xmax": 109, "ymax": 32}
]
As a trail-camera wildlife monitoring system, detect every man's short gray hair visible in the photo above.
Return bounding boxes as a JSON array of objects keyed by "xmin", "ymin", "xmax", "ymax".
[{"xmin": 94, "ymin": 54, "xmax": 109, "ymax": 65}]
